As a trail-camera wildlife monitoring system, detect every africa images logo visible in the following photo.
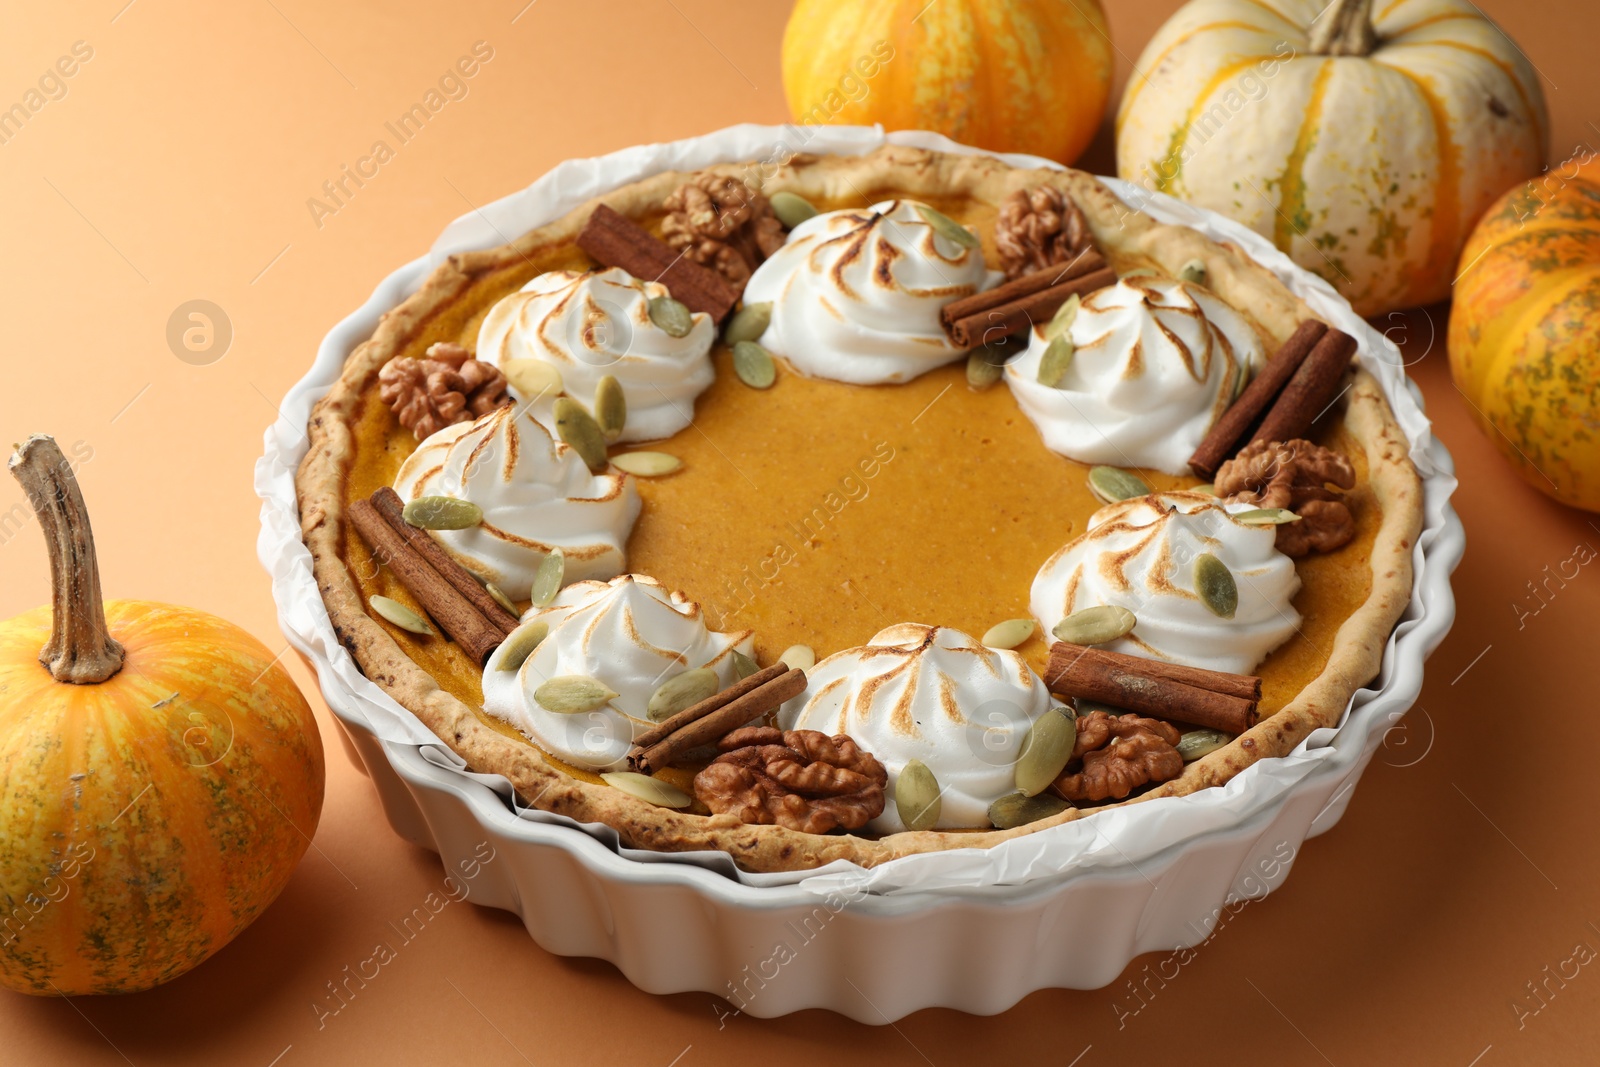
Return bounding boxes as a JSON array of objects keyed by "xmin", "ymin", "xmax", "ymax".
[{"xmin": 306, "ymin": 41, "xmax": 495, "ymax": 229}]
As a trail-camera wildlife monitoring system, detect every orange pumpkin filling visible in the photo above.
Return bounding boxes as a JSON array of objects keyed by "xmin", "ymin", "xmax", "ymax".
[{"xmin": 339, "ymin": 193, "xmax": 1378, "ymax": 788}]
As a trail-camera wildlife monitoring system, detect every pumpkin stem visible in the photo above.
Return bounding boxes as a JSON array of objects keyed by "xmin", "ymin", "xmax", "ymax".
[
  {"xmin": 8, "ymin": 435, "xmax": 124, "ymax": 684},
  {"xmin": 1308, "ymin": 0, "xmax": 1378, "ymax": 56}
]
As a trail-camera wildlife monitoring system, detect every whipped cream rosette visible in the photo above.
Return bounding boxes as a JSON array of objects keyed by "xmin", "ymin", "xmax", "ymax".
[
  {"xmin": 477, "ymin": 267, "xmax": 716, "ymax": 441},
  {"xmin": 393, "ymin": 405, "xmax": 639, "ymax": 599},
  {"xmin": 777, "ymin": 623, "xmax": 1054, "ymax": 834},
  {"xmin": 1032, "ymin": 492, "xmax": 1301, "ymax": 676},
  {"xmin": 742, "ymin": 199, "xmax": 1001, "ymax": 384},
  {"xmin": 481, "ymin": 575, "xmax": 754, "ymax": 771},
  {"xmin": 1006, "ymin": 276, "xmax": 1265, "ymax": 474}
]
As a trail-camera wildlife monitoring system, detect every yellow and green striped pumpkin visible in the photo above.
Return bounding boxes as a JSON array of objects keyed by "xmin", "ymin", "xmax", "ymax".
[
  {"xmin": 1116, "ymin": 0, "xmax": 1547, "ymax": 316},
  {"xmin": 0, "ymin": 436, "xmax": 324, "ymax": 995},
  {"xmin": 782, "ymin": 0, "xmax": 1114, "ymax": 165},
  {"xmin": 1449, "ymin": 159, "xmax": 1600, "ymax": 511}
]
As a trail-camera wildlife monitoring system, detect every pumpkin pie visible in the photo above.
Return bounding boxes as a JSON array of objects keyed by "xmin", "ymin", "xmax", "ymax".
[{"xmin": 295, "ymin": 145, "xmax": 1421, "ymax": 873}]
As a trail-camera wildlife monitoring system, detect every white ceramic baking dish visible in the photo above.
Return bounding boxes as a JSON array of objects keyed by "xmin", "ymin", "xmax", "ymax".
[{"xmin": 256, "ymin": 125, "xmax": 1462, "ymax": 1022}]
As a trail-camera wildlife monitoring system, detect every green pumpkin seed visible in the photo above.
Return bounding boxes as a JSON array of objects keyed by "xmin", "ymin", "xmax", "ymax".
[
  {"xmin": 496, "ymin": 620, "xmax": 549, "ymax": 672},
  {"xmin": 530, "ymin": 548, "xmax": 564, "ymax": 607},
  {"xmin": 1120, "ymin": 267, "xmax": 1159, "ymax": 280},
  {"xmin": 485, "ymin": 581, "xmax": 519, "ymax": 616},
  {"xmin": 401, "ymin": 495, "xmax": 483, "ymax": 530},
  {"xmin": 501, "ymin": 358, "xmax": 562, "ymax": 400},
  {"xmin": 1036, "ymin": 334, "xmax": 1075, "ymax": 388},
  {"xmin": 1233, "ymin": 362, "xmax": 1251, "ymax": 400},
  {"xmin": 988, "ymin": 791, "xmax": 1071, "ymax": 830},
  {"xmin": 914, "ymin": 203, "xmax": 979, "ymax": 249},
  {"xmin": 1233, "ymin": 507, "xmax": 1301, "ymax": 527},
  {"xmin": 595, "ymin": 374, "xmax": 627, "ymax": 443},
  {"xmin": 779, "ymin": 644, "xmax": 815, "ymax": 671},
  {"xmin": 895, "ymin": 759, "xmax": 942, "ymax": 832},
  {"xmin": 1015, "ymin": 707, "xmax": 1078, "ymax": 797},
  {"xmin": 1087, "ymin": 465, "xmax": 1151, "ymax": 503},
  {"xmin": 553, "ymin": 397, "xmax": 609, "ymax": 472},
  {"xmin": 982, "ymin": 618, "xmax": 1036, "ymax": 650},
  {"xmin": 1178, "ymin": 259, "xmax": 1208, "ymax": 286},
  {"xmin": 1195, "ymin": 553, "xmax": 1238, "ymax": 619},
  {"xmin": 1192, "ymin": 483, "xmax": 1216, "ymax": 496},
  {"xmin": 601, "ymin": 771, "xmax": 693, "ymax": 808},
  {"xmin": 610, "ymin": 451, "xmax": 682, "ymax": 477},
  {"xmin": 647, "ymin": 667, "xmax": 720, "ymax": 722},
  {"xmin": 731, "ymin": 650, "xmax": 760, "ymax": 680},
  {"xmin": 966, "ymin": 346, "xmax": 1006, "ymax": 389},
  {"xmin": 1043, "ymin": 293, "xmax": 1081, "ymax": 341},
  {"xmin": 732, "ymin": 341, "xmax": 777, "ymax": 389},
  {"xmin": 723, "ymin": 301, "xmax": 773, "ymax": 346},
  {"xmin": 769, "ymin": 191, "xmax": 818, "ymax": 229},
  {"xmin": 533, "ymin": 675, "xmax": 618, "ymax": 714},
  {"xmin": 1177, "ymin": 728, "xmax": 1232, "ymax": 762},
  {"xmin": 1052, "ymin": 605, "xmax": 1137, "ymax": 645},
  {"xmin": 647, "ymin": 295, "xmax": 694, "ymax": 339},
  {"xmin": 370, "ymin": 595, "xmax": 434, "ymax": 636}
]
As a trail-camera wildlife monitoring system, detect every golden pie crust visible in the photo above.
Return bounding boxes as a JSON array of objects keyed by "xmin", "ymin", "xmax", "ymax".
[{"xmin": 296, "ymin": 146, "xmax": 1423, "ymax": 873}]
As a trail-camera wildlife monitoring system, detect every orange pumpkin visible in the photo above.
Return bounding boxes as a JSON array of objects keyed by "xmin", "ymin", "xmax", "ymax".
[
  {"xmin": 1449, "ymin": 157, "xmax": 1600, "ymax": 511},
  {"xmin": 781, "ymin": 0, "xmax": 1113, "ymax": 165},
  {"xmin": 0, "ymin": 436, "xmax": 325, "ymax": 995}
]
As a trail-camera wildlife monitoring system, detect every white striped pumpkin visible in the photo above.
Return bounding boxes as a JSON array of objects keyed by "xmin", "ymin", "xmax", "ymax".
[{"xmin": 1116, "ymin": 0, "xmax": 1547, "ymax": 316}]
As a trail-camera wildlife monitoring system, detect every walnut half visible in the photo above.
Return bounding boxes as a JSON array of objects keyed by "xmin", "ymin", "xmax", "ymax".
[
  {"xmin": 1216, "ymin": 438, "xmax": 1357, "ymax": 557},
  {"xmin": 660, "ymin": 174, "xmax": 787, "ymax": 288},
  {"xmin": 994, "ymin": 185, "xmax": 1093, "ymax": 281},
  {"xmin": 377, "ymin": 343, "xmax": 510, "ymax": 441},
  {"xmin": 694, "ymin": 727, "xmax": 887, "ymax": 834},
  {"xmin": 1051, "ymin": 710, "xmax": 1184, "ymax": 804}
]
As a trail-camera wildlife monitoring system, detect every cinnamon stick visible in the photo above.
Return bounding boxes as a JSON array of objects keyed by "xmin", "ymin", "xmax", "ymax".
[
  {"xmin": 1047, "ymin": 642, "xmax": 1261, "ymax": 701},
  {"xmin": 1248, "ymin": 326, "xmax": 1358, "ymax": 447},
  {"xmin": 1044, "ymin": 643, "xmax": 1258, "ymax": 736},
  {"xmin": 577, "ymin": 203, "xmax": 739, "ymax": 321},
  {"xmin": 370, "ymin": 487, "xmax": 521, "ymax": 634},
  {"xmin": 631, "ymin": 663, "xmax": 789, "ymax": 750},
  {"xmin": 629, "ymin": 667, "xmax": 808, "ymax": 775},
  {"xmin": 1188, "ymin": 319, "xmax": 1328, "ymax": 479},
  {"xmin": 940, "ymin": 248, "xmax": 1106, "ymax": 327},
  {"xmin": 348, "ymin": 499, "xmax": 506, "ymax": 665},
  {"xmin": 942, "ymin": 264, "xmax": 1118, "ymax": 349}
]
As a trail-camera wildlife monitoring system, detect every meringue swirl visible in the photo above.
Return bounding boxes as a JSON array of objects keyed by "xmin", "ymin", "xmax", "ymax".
[
  {"xmin": 1031, "ymin": 492, "xmax": 1301, "ymax": 675},
  {"xmin": 742, "ymin": 199, "xmax": 1000, "ymax": 384},
  {"xmin": 481, "ymin": 575, "xmax": 755, "ymax": 771},
  {"xmin": 1005, "ymin": 276, "xmax": 1265, "ymax": 474},
  {"xmin": 476, "ymin": 267, "xmax": 716, "ymax": 442},
  {"xmin": 778, "ymin": 623, "xmax": 1054, "ymax": 834},
  {"xmin": 393, "ymin": 405, "xmax": 640, "ymax": 600}
]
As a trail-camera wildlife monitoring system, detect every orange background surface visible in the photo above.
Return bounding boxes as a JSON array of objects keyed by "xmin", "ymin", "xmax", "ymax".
[{"xmin": 2, "ymin": 1, "xmax": 1598, "ymax": 1063}]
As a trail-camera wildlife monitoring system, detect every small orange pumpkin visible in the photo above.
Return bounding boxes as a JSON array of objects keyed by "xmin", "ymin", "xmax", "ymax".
[
  {"xmin": 0, "ymin": 435, "xmax": 325, "ymax": 995},
  {"xmin": 1449, "ymin": 158, "xmax": 1600, "ymax": 511},
  {"xmin": 781, "ymin": 0, "xmax": 1113, "ymax": 165}
]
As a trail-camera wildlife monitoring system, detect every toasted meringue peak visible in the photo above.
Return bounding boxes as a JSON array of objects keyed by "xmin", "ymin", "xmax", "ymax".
[
  {"xmin": 481, "ymin": 575, "xmax": 755, "ymax": 771},
  {"xmin": 777, "ymin": 623, "xmax": 1054, "ymax": 833},
  {"xmin": 1006, "ymin": 276, "xmax": 1265, "ymax": 474},
  {"xmin": 1031, "ymin": 492, "xmax": 1301, "ymax": 675},
  {"xmin": 392, "ymin": 406, "xmax": 640, "ymax": 599},
  {"xmin": 477, "ymin": 267, "xmax": 716, "ymax": 442},
  {"xmin": 743, "ymin": 199, "xmax": 1001, "ymax": 385}
]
